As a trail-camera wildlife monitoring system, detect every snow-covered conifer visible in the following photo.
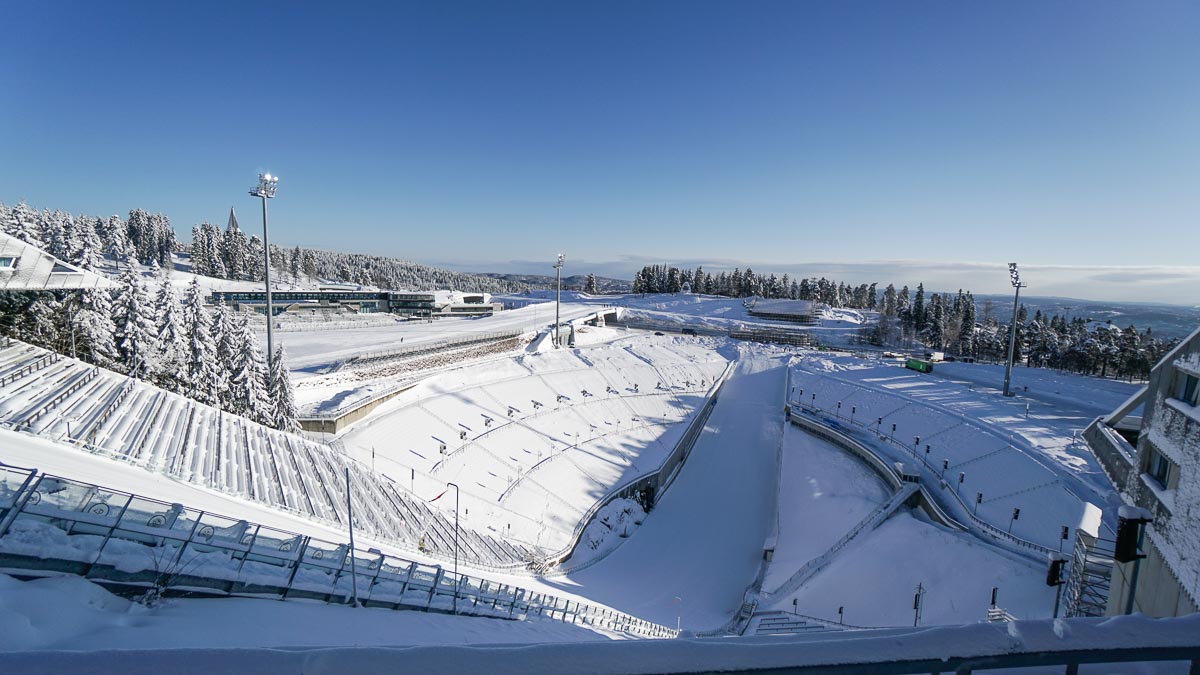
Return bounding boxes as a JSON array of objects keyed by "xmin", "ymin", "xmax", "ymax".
[
  {"xmin": 230, "ymin": 315, "xmax": 271, "ymax": 424},
  {"xmin": 71, "ymin": 288, "xmax": 119, "ymax": 368},
  {"xmin": 181, "ymin": 279, "xmax": 220, "ymax": 405},
  {"xmin": 5, "ymin": 201, "xmax": 43, "ymax": 247},
  {"xmin": 19, "ymin": 295, "xmax": 64, "ymax": 351},
  {"xmin": 268, "ymin": 345, "xmax": 300, "ymax": 433},
  {"xmin": 209, "ymin": 304, "xmax": 236, "ymax": 410},
  {"xmin": 150, "ymin": 276, "xmax": 187, "ymax": 392},
  {"xmin": 112, "ymin": 266, "xmax": 156, "ymax": 378}
]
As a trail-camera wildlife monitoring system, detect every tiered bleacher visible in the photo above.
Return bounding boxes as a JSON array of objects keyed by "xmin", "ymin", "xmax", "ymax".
[{"xmin": 0, "ymin": 339, "xmax": 538, "ymax": 569}]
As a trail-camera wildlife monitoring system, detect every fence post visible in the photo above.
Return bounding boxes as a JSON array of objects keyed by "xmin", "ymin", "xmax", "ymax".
[
  {"xmin": 0, "ymin": 471, "xmax": 41, "ymax": 539},
  {"xmin": 280, "ymin": 536, "xmax": 311, "ymax": 600},
  {"xmin": 236, "ymin": 524, "xmax": 261, "ymax": 576},
  {"xmin": 85, "ymin": 493, "xmax": 134, "ymax": 576}
]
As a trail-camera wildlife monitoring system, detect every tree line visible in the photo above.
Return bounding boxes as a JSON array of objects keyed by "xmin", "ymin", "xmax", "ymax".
[
  {"xmin": 631, "ymin": 264, "xmax": 1175, "ymax": 382},
  {"xmin": 1, "ymin": 200, "xmax": 176, "ymax": 271},
  {"xmin": 1, "ymin": 200, "xmax": 524, "ymax": 295},
  {"xmin": 632, "ymin": 264, "xmax": 879, "ymax": 308}
]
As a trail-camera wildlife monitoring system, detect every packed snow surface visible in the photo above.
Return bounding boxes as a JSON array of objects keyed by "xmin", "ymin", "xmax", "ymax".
[{"xmin": 545, "ymin": 353, "xmax": 785, "ymax": 630}]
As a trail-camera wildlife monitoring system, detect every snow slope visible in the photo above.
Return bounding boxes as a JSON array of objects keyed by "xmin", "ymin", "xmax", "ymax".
[
  {"xmin": 761, "ymin": 423, "xmax": 891, "ymax": 591},
  {"xmin": 337, "ymin": 335, "xmax": 730, "ymax": 552},
  {"xmin": 544, "ymin": 353, "xmax": 785, "ymax": 630},
  {"xmin": 790, "ymin": 354, "xmax": 1135, "ymax": 547}
]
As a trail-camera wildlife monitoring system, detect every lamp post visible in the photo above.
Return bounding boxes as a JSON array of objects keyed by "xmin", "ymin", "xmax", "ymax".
[
  {"xmin": 672, "ymin": 596, "xmax": 682, "ymax": 633},
  {"xmin": 1002, "ymin": 262, "xmax": 1026, "ymax": 397},
  {"xmin": 250, "ymin": 172, "xmax": 280, "ymax": 375},
  {"xmin": 446, "ymin": 481, "xmax": 460, "ymax": 614},
  {"xmin": 553, "ymin": 253, "xmax": 565, "ymax": 347}
]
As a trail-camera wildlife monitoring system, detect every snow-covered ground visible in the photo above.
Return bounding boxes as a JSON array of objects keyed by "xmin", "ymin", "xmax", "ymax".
[
  {"xmin": 544, "ymin": 353, "xmax": 786, "ymax": 630},
  {"xmin": 789, "ymin": 353, "xmax": 1138, "ymax": 548},
  {"xmin": 2, "ymin": 572, "xmax": 1195, "ymax": 674},
  {"xmin": 276, "ymin": 301, "xmax": 601, "ymax": 375},
  {"xmin": 772, "ymin": 510, "xmax": 1057, "ymax": 626},
  {"xmin": 336, "ymin": 333, "xmax": 731, "ymax": 552},
  {"xmin": 0, "ymin": 574, "xmax": 613, "ymax": 652},
  {"xmin": 761, "ymin": 424, "xmax": 892, "ymax": 592},
  {"xmin": 3, "ymin": 286, "xmax": 1180, "ymax": 660}
]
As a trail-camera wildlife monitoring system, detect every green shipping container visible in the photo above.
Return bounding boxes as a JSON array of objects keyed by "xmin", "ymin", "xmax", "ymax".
[{"xmin": 905, "ymin": 358, "xmax": 933, "ymax": 373}]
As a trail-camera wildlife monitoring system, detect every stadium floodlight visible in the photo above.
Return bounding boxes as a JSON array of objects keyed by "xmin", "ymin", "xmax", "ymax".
[
  {"xmin": 553, "ymin": 253, "xmax": 565, "ymax": 348},
  {"xmin": 250, "ymin": 172, "xmax": 280, "ymax": 376},
  {"xmin": 1002, "ymin": 263, "xmax": 1027, "ymax": 397}
]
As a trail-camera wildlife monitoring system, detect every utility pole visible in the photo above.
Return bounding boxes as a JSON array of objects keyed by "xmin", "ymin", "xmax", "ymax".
[
  {"xmin": 1002, "ymin": 262, "xmax": 1027, "ymax": 397},
  {"xmin": 553, "ymin": 253, "xmax": 564, "ymax": 347},
  {"xmin": 250, "ymin": 173, "xmax": 279, "ymax": 376},
  {"xmin": 344, "ymin": 467, "xmax": 358, "ymax": 607},
  {"xmin": 447, "ymin": 482, "xmax": 460, "ymax": 614}
]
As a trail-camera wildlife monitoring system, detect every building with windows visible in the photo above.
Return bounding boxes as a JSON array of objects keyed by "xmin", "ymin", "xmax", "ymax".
[
  {"xmin": 1083, "ymin": 325, "xmax": 1200, "ymax": 617},
  {"xmin": 210, "ymin": 288, "xmax": 500, "ymax": 318}
]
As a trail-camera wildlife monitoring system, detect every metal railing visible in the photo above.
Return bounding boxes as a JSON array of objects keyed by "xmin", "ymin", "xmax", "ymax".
[
  {"xmin": 0, "ymin": 462, "xmax": 677, "ymax": 639},
  {"xmin": 1081, "ymin": 416, "xmax": 1136, "ymax": 490}
]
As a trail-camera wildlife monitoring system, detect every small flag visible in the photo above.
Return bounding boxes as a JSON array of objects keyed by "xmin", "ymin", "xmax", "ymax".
[{"xmin": 429, "ymin": 489, "xmax": 447, "ymax": 502}]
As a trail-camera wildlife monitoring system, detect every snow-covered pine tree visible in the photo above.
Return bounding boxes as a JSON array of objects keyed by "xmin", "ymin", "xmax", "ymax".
[
  {"xmin": 5, "ymin": 201, "xmax": 43, "ymax": 247},
  {"xmin": 74, "ymin": 215, "xmax": 103, "ymax": 270},
  {"xmin": 19, "ymin": 295, "xmax": 64, "ymax": 352},
  {"xmin": 71, "ymin": 287, "xmax": 119, "ymax": 368},
  {"xmin": 181, "ymin": 279, "xmax": 220, "ymax": 405},
  {"xmin": 268, "ymin": 345, "xmax": 300, "ymax": 433},
  {"xmin": 150, "ymin": 275, "xmax": 187, "ymax": 393},
  {"xmin": 230, "ymin": 315, "xmax": 271, "ymax": 425},
  {"xmin": 246, "ymin": 235, "xmax": 264, "ymax": 282},
  {"xmin": 209, "ymin": 303, "xmax": 237, "ymax": 411},
  {"xmin": 112, "ymin": 266, "xmax": 156, "ymax": 378},
  {"xmin": 585, "ymin": 273, "xmax": 598, "ymax": 295},
  {"xmin": 41, "ymin": 210, "xmax": 69, "ymax": 260},
  {"xmin": 912, "ymin": 283, "xmax": 926, "ymax": 334}
]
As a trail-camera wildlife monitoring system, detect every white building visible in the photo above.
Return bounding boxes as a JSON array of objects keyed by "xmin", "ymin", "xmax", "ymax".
[{"xmin": 1084, "ymin": 325, "xmax": 1200, "ymax": 616}]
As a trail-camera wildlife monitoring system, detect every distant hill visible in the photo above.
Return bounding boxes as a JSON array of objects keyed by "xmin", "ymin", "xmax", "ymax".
[
  {"xmin": 970, "ymin": 294, "xmax": 1200, "ymax": 340},
  {"xmin": 479, "ymin": 272, "xmax": 632, "ymax": 293}
]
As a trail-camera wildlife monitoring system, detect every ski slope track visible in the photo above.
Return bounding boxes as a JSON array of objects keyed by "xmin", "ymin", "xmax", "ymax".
[{"xmin": 548, "ymin": 353, "xmax": 786, "ymax": 631}]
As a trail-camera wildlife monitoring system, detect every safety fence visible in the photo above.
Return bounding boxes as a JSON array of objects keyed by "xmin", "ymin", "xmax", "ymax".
[{"xmin": 0, "ymin": 462, "xmax": 677, "ymax": 639}]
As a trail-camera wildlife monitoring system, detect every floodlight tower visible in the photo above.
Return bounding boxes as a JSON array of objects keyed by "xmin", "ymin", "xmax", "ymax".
[
  {"xmin": 250, "ymin": 173, "xmax": 280, "ymax": 375},
  {"xmin": 1002, "ymin": 262, "xmax": 1027, "ymax": 397},
  {"xmin": 554, "ymin": 253, "xmax": 565, "ymax": 347}
]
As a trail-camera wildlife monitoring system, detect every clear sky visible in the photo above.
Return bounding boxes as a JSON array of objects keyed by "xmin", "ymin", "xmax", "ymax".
[{"xmin": 2, "ymin": 1, "xmax": 1197, "ymax": 303}]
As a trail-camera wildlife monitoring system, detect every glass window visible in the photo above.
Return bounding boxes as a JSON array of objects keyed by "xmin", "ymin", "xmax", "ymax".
[
  {"xmin": 1176, "ymin": 373, "xmax": 1199, "ymax": 406},
  {"xmin": 1149, "ymin": 450, "xmax": 1171, "ymax": 487}
]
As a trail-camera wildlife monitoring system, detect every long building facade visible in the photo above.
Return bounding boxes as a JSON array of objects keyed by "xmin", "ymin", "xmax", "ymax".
[
  {"xmin": 1084, "ymin": 325, "xmax": 1200, "ymax": 617},
  {"xmin": 210, "ymin": 288, "xmax": 501, "ymax": 317}
]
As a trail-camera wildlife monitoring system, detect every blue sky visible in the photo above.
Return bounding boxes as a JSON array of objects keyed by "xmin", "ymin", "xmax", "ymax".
[{"xmin": 2, "ymin": 2, "xmax": 1197, "ymax": 303}]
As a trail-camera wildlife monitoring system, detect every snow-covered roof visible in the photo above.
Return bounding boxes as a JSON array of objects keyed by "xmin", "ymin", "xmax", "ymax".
[{"xmin": 0, "ymin": 232, "xmax": 113, "ymax": 291}]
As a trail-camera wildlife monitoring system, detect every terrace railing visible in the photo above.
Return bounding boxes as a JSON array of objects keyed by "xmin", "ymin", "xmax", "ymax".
[{"xmin": 0, "ymin": 462, "xmax": 677, "ymax": 639}]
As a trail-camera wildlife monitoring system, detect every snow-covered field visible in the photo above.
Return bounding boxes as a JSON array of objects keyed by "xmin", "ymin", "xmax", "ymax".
[{"xmin": 4, "ymin": 288, "xmax": 1186, "ymax": 662}]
